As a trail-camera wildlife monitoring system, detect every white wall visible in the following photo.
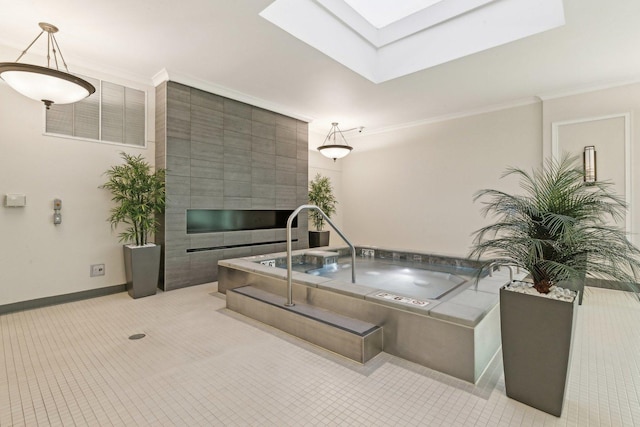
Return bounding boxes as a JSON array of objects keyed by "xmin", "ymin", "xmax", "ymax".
[
  {"xmin": 316, "ymin": 82, "xmax": 640, "ymax": 258},
  {"xmin": 0, "ymin": 70, "xmax": 155, "ymax": 305},
  {"xmin": 338, "ymin": 103, "xmax": 543, "ymax": 257},
  {"xmin": 542, "ymin": 83, "xmax": 640, "ymax": 246},
  {"xmin": 5, "ymin": 47, "xmax": 639, "ymax": 306}
]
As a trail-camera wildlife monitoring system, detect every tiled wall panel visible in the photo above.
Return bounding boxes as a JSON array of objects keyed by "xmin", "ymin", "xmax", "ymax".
[{"xmin": 157, "ymin": 82, "xmax": 309, "ymax": 291}]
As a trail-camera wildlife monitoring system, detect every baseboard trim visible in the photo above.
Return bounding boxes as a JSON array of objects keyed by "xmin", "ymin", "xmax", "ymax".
[{"xmin": 0, "ymin": 284, "xmax": 126, "ymax": 316}]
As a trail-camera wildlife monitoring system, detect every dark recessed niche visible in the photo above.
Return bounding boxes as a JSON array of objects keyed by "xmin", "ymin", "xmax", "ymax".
[{"xmin": 187, "ymin": 209, "xmax": 297, "ymax": 234}]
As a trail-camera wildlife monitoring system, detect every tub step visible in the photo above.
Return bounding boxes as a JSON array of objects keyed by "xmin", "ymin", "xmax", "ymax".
[{"xmin": 227, "ymin": 285, "xmax": 383, "ymax": 363}]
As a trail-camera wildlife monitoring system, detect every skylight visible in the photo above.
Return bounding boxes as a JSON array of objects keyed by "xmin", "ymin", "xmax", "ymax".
[
  {"xmin": 343, "ymin": 0, "xmax": 444, "ymax": 29},
  {"xmin": 261, "ymin": 0, "xmax": 565, "ymax": 83}
]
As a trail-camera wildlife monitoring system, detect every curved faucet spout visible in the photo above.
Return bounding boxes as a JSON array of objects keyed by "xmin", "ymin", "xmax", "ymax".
[
  {"xmin": 475, "ymin": 262, "xmax": 518, "ymax": 291},
  {"xmin": 488, "ymin": 262, "xmax": 515, "ymax": 282}
]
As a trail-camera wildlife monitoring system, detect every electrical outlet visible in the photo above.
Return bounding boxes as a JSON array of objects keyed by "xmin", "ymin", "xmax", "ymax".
[{"xmin": 90, "ymin": 264, "xmax": 105, "ymax": 277}]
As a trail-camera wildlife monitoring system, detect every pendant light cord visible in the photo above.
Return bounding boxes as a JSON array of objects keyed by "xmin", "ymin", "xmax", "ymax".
[
  {"xmin": 14, "ymin": 27, "xmax": 71, "ymax": 72},
  {"xmin": 15, "ymin": 30, "xmax": 45, "ymax": 63},
  {"xmin": 50, "ymin": 33, "xmax": 70, "ymax": 72}
]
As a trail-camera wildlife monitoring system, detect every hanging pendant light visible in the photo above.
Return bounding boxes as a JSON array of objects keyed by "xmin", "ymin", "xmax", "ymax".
[
  {"xmin": 317, "ymin": 122, "xmax": 354, "ymax": 161},
  {"xmin": 0, "ymin": 22, "xmax": 95, "ymax": 109}
]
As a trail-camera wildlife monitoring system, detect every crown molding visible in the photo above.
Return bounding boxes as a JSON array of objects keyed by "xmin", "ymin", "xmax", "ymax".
[
  {"xmin": 152, "ymin": 68, "xmax": 314, "ymax": 123},
  {"xmin": 358, "ymin": 96, "xmax": 541, "ymax": 137},
  {"xmin": 538, "ymin": 76, "xmax": 640, "ymax": 101}
]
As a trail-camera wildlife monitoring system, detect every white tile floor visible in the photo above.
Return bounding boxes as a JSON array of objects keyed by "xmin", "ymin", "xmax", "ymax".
[{"xmin": 1, "ymin": 284, "xmax": 639, "ymax": 426}]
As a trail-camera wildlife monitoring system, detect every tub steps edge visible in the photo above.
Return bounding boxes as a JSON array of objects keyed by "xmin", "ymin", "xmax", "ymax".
[{"xmin": 227, "ymin": 285, "xmax": 383, "ymax": 363}]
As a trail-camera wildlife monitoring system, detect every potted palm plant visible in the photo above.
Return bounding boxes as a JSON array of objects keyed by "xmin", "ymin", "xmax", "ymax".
[
  {"xmin": 471, "ymin": 154, "xmax": 640, "ymax": 416},
  {"xmin": 308, "ymin": 173, "xmax": 337, "ymax": 248},
  {"xmin": 101, "ymin": 152, "xmax": 166, "ymax": 299}
]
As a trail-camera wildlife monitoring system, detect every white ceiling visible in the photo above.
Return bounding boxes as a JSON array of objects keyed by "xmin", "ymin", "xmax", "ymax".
[
  {"xmin": 261, "ymin": 0, "xmax": 565, "ymax": 83},
  {"xmin": 343, "ymin": 0, "xmax": 444, "ymax": 29},
  {"xmin": 1, "ymin": 0, "xmax": 640, "ymax": 135}
]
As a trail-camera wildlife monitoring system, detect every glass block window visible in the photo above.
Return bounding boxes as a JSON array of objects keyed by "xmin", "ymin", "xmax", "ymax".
[{"xmin": 45, "ymin": 77, "xmax": 146, "ymax": 147}]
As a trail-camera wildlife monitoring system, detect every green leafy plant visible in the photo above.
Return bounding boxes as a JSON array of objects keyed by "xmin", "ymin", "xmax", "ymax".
[
  {"xmin": 308, "ymin": 173, "xmax": 337, "ymax": 231},
  {"xmin": 471, "ymin": 154, "xmax": 640, "ymax": 295},
  {"xmin": 100, "ymin": 152, "xmax": 165, "ymax": 246}
]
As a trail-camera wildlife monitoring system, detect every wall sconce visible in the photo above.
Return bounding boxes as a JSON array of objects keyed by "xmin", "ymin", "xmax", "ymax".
[{"xmin": 583, "ymin": 146, "xmax": 596, "ymax": 185}]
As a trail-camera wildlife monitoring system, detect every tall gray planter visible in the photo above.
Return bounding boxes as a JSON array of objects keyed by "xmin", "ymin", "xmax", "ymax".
[
  {"xmin": 561, "ymin": 254, "xmax": 587, "ymax": 305},
  {"xmin": 309, "ymin": 231, "xmax": 330, "ymax": 248},
  {"xmin": 500, "ymin": 285, "xmax": 578, "ymax": 417},
  {"xmin": 124, "ymin": 244, "xmax": 161, "ymax": 299},
  {"xmin": 563, "ymin": 273, "xmax": 587, "ymax": 305}
]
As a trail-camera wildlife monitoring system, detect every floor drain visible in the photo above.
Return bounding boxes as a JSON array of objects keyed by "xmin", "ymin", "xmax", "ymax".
[{"xmin": 128, "ymin": 333, "xmax": 146, "ymax": 340}]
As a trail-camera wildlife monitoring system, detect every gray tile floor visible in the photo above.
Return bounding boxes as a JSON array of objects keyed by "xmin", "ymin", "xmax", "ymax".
[{"xmin": 1, "ymin": 284, "xmax": 638, "ymax": 426}]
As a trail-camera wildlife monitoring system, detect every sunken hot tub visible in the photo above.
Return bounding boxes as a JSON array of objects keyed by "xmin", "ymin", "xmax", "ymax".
[{"xmin": 218, "ymin": 246, "xmax": 525, "ymax": 383}]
